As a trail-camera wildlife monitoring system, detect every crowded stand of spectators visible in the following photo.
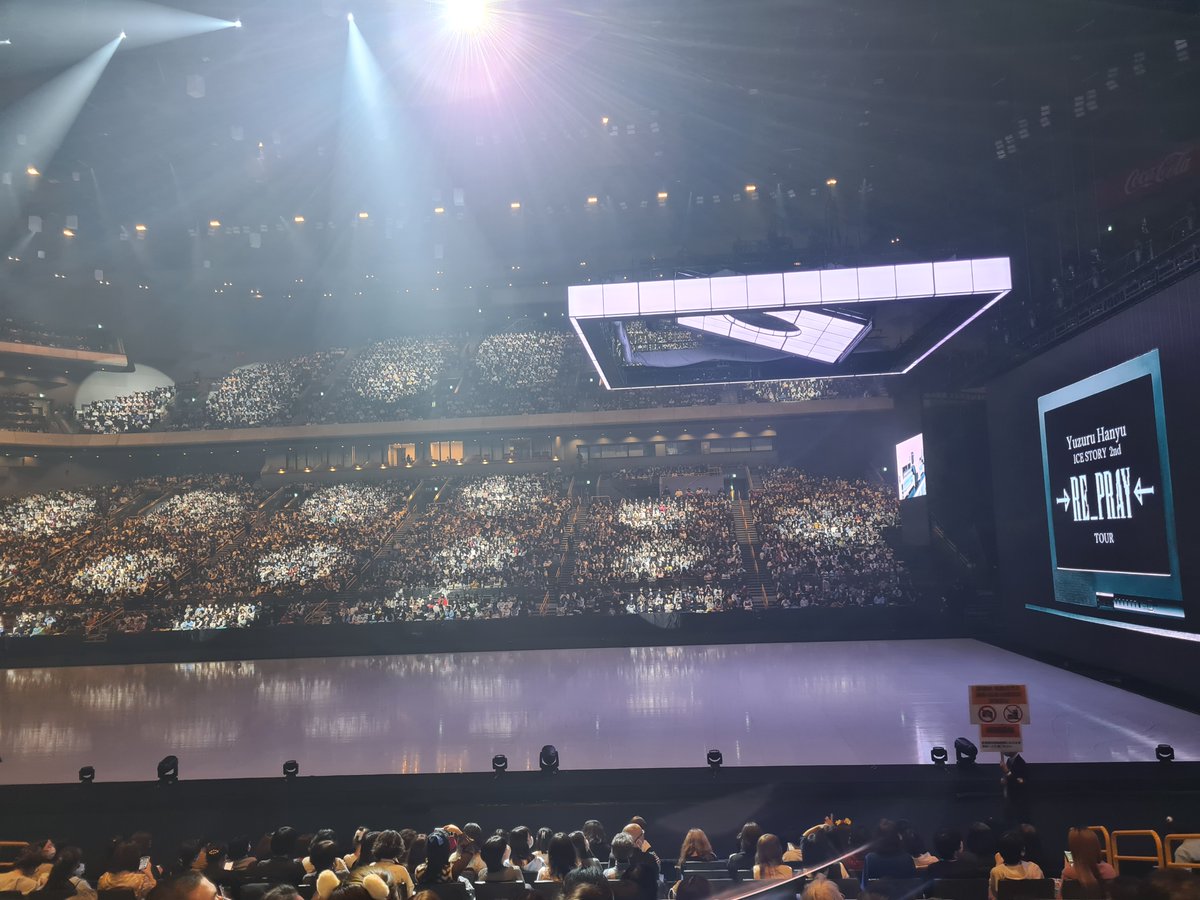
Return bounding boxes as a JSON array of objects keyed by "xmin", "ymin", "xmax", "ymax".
[
  {"xmin": 755, "ymin": 469, "xmax": 908, "ymax": 609},
  {"xmin": 3, "ymin": 475, "xmax": 265, "ymax": 617},
  {"xmin": 0, "ymin": 486, "xmax": 119, "ymax": 586},
  {"xmin": 306, "ymin": 336, "xmax": 461, "ymax": 424},
  {"xmin": 1, "ymin": 468, "xmax": 916, "ymax": 637},
  {"xmin": 0, "ymin": 327, "xmax": 895, "ymax": 434},
  {"xmin": 0, "ymin": 392, "xmax": 50, "ymax": 432},
  {"xmin": 76, "ymin": 386, "xmax": 176, "ymax": 434},
  {"xmin": 574, "ymin": 494, "xmax": 742, "ymax": 587},
  {"xmin": 206, "ymin": 353, "xmax": 340, "ymax": 428},
  {"xmin": 1, "ymin": 816, "xmax": 1193, "ymax": 900},
  {"xmin": 177, "ymin": 483, "xmax": 409, "ymax": 604},
  {"xmin": 443, "ymin": 331, "xmax": 573, "ymax": 417},
  {"xmin": 622, "ymin": 317, "xmax": 704, "ymax": 352},
  {"xmin": 369, "ymin": 475, "xmax": 569, "ymax": 599},
  {"xmin": 0, "ymin": 316, "xmax": 113, "ymax": 352},
  {"xmin": 749, "ymin": 377, "xmax": 884, "ymax": 403},
  {"xmin": 583, "ymin": 383, "xmax": 731, "ymax": 412}
]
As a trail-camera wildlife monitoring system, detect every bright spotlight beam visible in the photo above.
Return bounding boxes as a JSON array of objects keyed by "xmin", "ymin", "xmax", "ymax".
[
  {"xmin": 443, "ymin": 0, "xmax": 493, "ymax": 33},
  {"xmin": 0, "ymin": 35, "xmax": 121, "ymax": 228},
  {"xmin": 3, "ymin": 0, "xmax": 236, "ymax": 64}
]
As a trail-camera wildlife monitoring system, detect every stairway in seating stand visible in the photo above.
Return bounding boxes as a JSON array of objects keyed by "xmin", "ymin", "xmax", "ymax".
[{"xmin": 732, "ymin": 498, "xmax": 775, "ymax": 609}]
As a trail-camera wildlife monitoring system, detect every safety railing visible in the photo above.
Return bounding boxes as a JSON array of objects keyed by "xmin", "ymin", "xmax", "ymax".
[
  {"xmin": 1088, "ymin": 825, "xmax": 1112, "ymax": 862},
  {"xmin": 1165, "ymin": 834, "xmax": 1200, "ymax": 870},
  {"xmin": 1110, "ymin": 829, "xmax": 1164, "ymax": 875}
]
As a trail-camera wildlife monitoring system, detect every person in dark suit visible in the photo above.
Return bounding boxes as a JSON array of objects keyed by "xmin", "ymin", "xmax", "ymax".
[
  {"xmin": 1000, "ymin": 753, "xmax": 1031, "ymax": 826},
  {"xmin": 253, "ymin": 828, "xmax": 306, "ymax": 887}
]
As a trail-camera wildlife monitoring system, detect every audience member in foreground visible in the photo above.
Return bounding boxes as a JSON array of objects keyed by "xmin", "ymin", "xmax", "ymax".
[
  {"xmin": 989, "ymin": 830, "xmax": 1045, "ymax": 900},
  {"xmin": 753, "ymin": 833, "xmax": 794, "ymax": 880}
]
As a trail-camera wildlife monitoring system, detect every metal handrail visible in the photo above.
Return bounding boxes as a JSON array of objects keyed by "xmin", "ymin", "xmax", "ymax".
[
  {"xmin": 1164, "ymin": 834, "xmax": 1200, "ymax": 870},
  {"xmin": 1110, "ymin": 829, "xmax": 1163, "ymax": 875}
]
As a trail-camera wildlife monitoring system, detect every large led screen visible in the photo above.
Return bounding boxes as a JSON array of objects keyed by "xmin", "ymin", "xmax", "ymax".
[
  {"xmin": 896, "ymin": 433, "xmax": 927, "ymax": 500},
  {"xmin": 1037, "ymin": 350, "xmax": 1183, "ymax": 621}
]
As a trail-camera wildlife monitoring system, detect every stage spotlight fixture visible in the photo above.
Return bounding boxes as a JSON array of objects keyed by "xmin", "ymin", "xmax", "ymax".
[
  {"xmin": 157, "ymin": 755, "xmax": 179, "ymax": 783},
  {"xmin": 492, "ymin": 754, "xmax": 508, "ymax": 773},
  {"xmin": 706, "ymin": 749, "xmax": 723, "ymax": 769},
  {"xmin": 1156, "ymin": 744, "xmax": 1175, "ymax": 762},
  {"xmin": 282, "ymin": 759, "xmax": 299, "ymax": 779},
  {"xmin": 930, "ymin": 746, "xmax": 948, "ymax": 765},
  {"xmin": 538, "ymin": 745, "xmax": 559, "ymax": 773},
  {"xmin": 953, "ymin": 737, "xmax": 978, "ymax": 766},
  {"xmin": 443, "ymin": 0, "xmax": 491, "ymax": 33},
  {"xmin": 825, "ymin": 177, "xmax": 838, "ymax": 186},
  {"xmin": 78, "ymin": 766, "xmax": 95, "ymax": 783}
]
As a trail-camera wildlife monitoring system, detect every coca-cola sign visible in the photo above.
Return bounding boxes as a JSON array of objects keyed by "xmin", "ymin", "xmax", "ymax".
[{"xmin": 1123, "ymin": 148, "xmax": 1193, "ymax": 196}]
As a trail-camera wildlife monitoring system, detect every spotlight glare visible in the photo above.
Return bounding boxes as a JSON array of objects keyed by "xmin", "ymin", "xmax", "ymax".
[
  {"xmin": 657, "ymin": 191, "xmax": 669, "ymax": 201},
  {"xmin": 134, "ymin": 223, "xmax": 147, "ymax": 232},
  {"xmin": 510, "ymin": 201, "xmax": 521, "ymax": 210},
  {"xmin": 233, "ymin": 19, "xmax": 242, "ymax": 28},
  {"xmin": 208, "ymin": 220, "xmax": 221, "ymax": 229},
  {"xmin": 586, "ymin": 196, "xmax": 598, "ymax": 206},
  {"xmin": 62, "ymin": 228, "xmax": 75, "ymax": 238},
  {"xmin": 745, "ymin": 184, "xmax": 757, "ymax": 193},
  {"xmin": 443, "ymin": 0, "xmax": 491, "ymax": 33},
  {"xmin": 357, "ymin": 211, "xmax": 369, "ymax": 219},
  {"xmin": 119, "ymin": 31, "xmax": 126, "ymax": 40},
  {"xmin": 293, "ymin": 215, "xmax": 305, "ymax": 224},
  {"xmin": 825, "ymin": 177, "xmax": 838, "ymax": 187},
  {"xmin": 25, "ymin": 166, "xmax": 39, "ymax": 176},
  {"xmin": 434, "ymin": 206, "xmax": 445, "ymax": 214},
  {"xmin": 347, "ymin": 12, "xmax": 354, "ymax": 22}
]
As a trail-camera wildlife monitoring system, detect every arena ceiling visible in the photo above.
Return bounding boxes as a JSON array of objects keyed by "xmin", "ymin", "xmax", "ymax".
[{"xmin": 0, "ymin": 0, "xmax": 1195, "ymax": 310}]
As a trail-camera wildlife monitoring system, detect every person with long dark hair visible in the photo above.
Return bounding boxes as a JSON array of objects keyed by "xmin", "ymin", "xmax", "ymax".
[
  {"xmin": 536, "ymin": 834, "xmax": 577, "ymax": 883},
  {"xmin": 861, "ymin": 820, "xmax": 915, "ymax": 887},
  {"xmin": 43, "ymin": 847, "xmax": 96, "ymax": 900},
  {"xmin": 413, "ymin": 831, "xmax": 475, "ymax": 900},
  {"xmin": 727, "ymin": 823, "xmax": 761, "ymax": 877},
  {"xmin": 0, "ymin": 844, "xmax": 46, "ymax": 895}
]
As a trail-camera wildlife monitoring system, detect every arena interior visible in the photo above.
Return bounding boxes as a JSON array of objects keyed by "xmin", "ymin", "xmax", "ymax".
[{"xmin": 1, "ymin": 3, "xmax": 1199, "ymax": 900}]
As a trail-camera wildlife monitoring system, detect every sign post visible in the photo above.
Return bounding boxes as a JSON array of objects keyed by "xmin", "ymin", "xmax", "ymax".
[
  {"xmin": 969, "ymin": 685, "xmax": 1030, "ymax": 726},
  {"xmin": 979, "ymin": 723, "xmax": 1023, "ymax": 753}
]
